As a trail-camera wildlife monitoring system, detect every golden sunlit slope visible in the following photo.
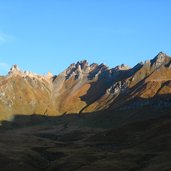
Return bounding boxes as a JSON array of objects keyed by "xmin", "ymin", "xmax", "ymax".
[
  {"xmin": 0, "ymin": 52, "xmax": 171, "ymax": 120},
  {"xmin": 0, "ymin": 72, "xmax": 57, "ymax": 120}
]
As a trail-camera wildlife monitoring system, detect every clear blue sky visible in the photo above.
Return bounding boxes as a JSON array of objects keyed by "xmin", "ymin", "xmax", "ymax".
[{"xmin": 0, "ymin": 0, "xmax": 171, "ymax": 75}]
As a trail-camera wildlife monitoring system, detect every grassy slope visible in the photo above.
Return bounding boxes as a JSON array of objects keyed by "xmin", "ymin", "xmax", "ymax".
[{"xmin": 0, "ymin": 108, "xmax": 170, "ymax": 171}]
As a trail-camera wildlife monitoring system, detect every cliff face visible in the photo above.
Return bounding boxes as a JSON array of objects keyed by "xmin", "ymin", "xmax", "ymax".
[{"xmin": 0, "ymin": 52, "xmax": 171, "ymax": 120}]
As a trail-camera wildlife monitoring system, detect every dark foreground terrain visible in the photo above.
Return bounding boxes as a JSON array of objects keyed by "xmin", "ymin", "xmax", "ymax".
[{"xmin": 0, "ymin": 109, "xmax": 171, "ymax": 171}]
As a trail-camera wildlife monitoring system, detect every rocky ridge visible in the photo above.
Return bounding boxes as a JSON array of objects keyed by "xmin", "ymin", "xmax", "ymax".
[{"xmin": 0, "ymin": 52, "xmax": 171, "ymax": 120}]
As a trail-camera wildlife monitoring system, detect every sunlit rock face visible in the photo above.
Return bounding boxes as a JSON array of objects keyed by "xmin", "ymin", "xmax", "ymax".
[{"xmin": 0, "ymin": 52, "xmax": 171, "ymax": 120}]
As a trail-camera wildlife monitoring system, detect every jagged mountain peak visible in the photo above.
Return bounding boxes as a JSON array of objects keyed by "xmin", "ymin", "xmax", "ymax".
[
  {"xmin": 61, "ymin": 60, "xmax": 109, "ymax": 80},
  {"xmin": 66, "ymin": 60, "xmax": 89, "ymax": 71},
  {"xmin": 1, "ymin": 52, "xmax": 171, "ymax": 120},
  {"xmin": 76, "ymin": 60, "xmax": 88, "ymax": 68},
  {"xmin": 153, "ymin": 52, "xmax": 168, "ymax": 62},
  {"xmin": 9, "ymin": 64, "xmax": 21, "ymax": 74},
  {"xmin": 150, "ymin": 51, "xmax": 171, "ymax": 67},
  {"xmin": 156, "ymin": 51, "xmax": 167, "ymax": 58},
  {"xmin": 114, "ymin": 64, "xmax": 131, "ymax": 71},
  {"xmin": 98, "ymin": 63, "xmax": 108, "ymax": 69},
  {"xmin": 7, "ymin": 64, "xmax": 53, "ymax": 81}
]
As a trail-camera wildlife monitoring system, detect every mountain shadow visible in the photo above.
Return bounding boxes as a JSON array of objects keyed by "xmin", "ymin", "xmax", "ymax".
[{"xmin": 0, "ymin": 105, "xmax": 171, "ymax": 171}]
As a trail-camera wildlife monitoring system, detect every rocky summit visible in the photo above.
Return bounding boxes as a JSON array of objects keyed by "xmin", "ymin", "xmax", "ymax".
[{"xmin": 0, "ymin": 52, "xmax": 171, "ymax": 120}]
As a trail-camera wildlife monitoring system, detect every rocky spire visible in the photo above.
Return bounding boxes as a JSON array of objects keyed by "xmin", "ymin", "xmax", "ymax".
[{"xmin": 8, "ymin": 64, "xmax": 21, "ymax": 75}]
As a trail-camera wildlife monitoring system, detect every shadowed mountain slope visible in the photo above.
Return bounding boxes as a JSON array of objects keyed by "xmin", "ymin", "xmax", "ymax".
[{"xmin": 0, "ymin": 107, "xmax": 171, "ymax": 171}]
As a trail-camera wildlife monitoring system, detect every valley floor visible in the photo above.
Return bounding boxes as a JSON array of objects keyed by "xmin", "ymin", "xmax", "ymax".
[{"xmin": 0, "ymin": 110, "xmax": 171, "ymax": 171}]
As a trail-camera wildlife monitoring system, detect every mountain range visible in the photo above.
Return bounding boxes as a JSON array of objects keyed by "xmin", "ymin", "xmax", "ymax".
[
  {"xmin": 0, "ymin": 52, "xmax": 171, "ymax": 121},
  {"xmin": 0, "ymin": 52, "xmax": 171, "ymax": 171}
]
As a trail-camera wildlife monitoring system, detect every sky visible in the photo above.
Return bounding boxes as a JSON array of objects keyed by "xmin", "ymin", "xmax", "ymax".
[{"xmin": 0, "ymin": 0, "xmax": 171, "ymax": 75}]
